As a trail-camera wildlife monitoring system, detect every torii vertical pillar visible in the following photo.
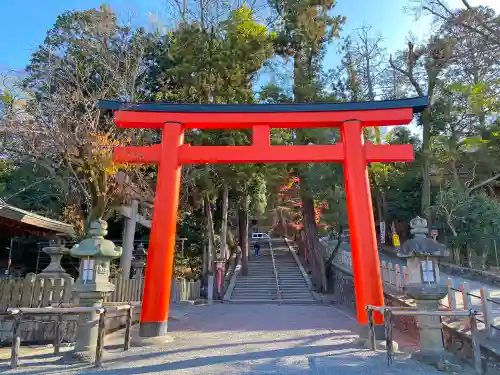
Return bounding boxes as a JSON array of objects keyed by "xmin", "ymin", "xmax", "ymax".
[
  {"xmin": 342, "ymin": 121, "xmax": 385, "ymax": 337},
  {"xmin": 139, "ymin": 123, "xmax": 184, "ymax": 337}
]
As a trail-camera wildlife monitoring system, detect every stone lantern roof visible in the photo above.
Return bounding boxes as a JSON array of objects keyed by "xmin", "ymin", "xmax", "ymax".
[{"xmin": 397, "ymin": 216, "xmax": 448, "ymax": 258}]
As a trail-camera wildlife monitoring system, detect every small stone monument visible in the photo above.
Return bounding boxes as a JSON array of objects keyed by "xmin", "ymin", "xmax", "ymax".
[
  {"xmin": 70, "ymin": 220, "xmax": 122, "ymax": 361},
  {"xmin": 132, "ymin": 242, "xmax": 147, "ymax": 280},
  {"xmin": 397, "ymin": 216, "xmax": 449, "ymax": 364},
  {"xmin": 38, "ymin": 235, "xmax": 72, "ymax": 280}
]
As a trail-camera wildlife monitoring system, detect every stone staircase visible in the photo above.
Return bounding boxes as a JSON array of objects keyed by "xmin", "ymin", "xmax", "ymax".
[
  {"xmin": 273, "ymin": 244, "xmax": 316, "ymax": 303},
  {"xmin": 227, "ymin": 239, "xmax": 316, "ymax": 304}
]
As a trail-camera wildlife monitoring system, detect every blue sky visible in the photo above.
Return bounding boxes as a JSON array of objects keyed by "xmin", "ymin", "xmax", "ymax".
[{"xmin": 1, "ymin": 0, "xmax": 498, "ymax": 74}]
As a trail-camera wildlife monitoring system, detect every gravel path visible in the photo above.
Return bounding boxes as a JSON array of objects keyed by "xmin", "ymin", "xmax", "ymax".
[{"xmin": 0, "ymin": 303, "xmax": 448, "ymax": 375}]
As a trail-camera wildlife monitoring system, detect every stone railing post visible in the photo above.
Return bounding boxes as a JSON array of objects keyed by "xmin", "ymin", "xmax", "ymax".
[
  {"xmin": 395, "ymin": 264, "xmax": 401, "ymax": 292},
  {"xmin": 402, "ymin": 266, "xmax": 408, "ymax": 286},
  {"xmin": 388, "ymin": 262, "xmax": 394, "ymax": 288},
  {"xmin": 381, "ymin": 261, "xmax": 387, "ymax": 284},
  {"xmin": 481, "ymin": 287, "xmax": 494, "ymax": 338}
]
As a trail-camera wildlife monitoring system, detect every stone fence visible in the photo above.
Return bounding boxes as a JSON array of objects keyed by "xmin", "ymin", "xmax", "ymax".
[
  {"xmin": 333, "ymin": 246, "xmax": 500, "ymax": 340},
  {"xmin": 0, "ymin": 275, "xmax": 201, "ymax": 344},
  {"xmin": 326, "ymin": 243, "xmax": 500, "ymax": 371}
]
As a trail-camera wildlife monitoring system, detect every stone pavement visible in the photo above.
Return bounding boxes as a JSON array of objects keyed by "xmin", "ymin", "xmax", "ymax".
[{"xmin": 0, "ymin": 303, "xmax": 455, "ymax": 375}]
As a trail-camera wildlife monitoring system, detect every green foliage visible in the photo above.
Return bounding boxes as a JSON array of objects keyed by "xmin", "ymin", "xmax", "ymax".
[
  {"xmin": 0, "ymin": 161, "xmax": 66, "ymax": 218},
  {"xmin": 175, "ymin": 209, "xmax": 206, "ymax": 278},
  {"xmin": 433, "ymin": 187, "xmax": 500, "ymax": 265}
]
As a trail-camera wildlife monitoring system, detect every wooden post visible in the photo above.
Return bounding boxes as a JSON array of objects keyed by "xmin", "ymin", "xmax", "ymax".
[
  {"xmin": 10, "ymin": 314, "xmax": 21, "ymax": 369},
  {"xmin": 124, "ymin": 306, "xmax": 133, "ymax": 351},
  {"xmin": 367, "ymin": 308, "xmax": 376, "ymax": 351},
  {"xmin": 54, "ymin": 313, "xmax": 63, "ymax": 355},
  {"xmin": 480, "ymin": 287, "xmax": 494, "ymax": 338},
  {"xmin": 461, "ymin": 282, "xmax": 472, "ymax": 310},
  {"xmin": 95, "ymin": 310, "xmax": 107, "ymax": 367},
  {"xmin": 446, "ymin": 278, "xmax": 456, "ymax": 309}
]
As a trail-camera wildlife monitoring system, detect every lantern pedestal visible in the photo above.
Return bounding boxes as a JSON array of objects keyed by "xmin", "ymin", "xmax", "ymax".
[
  {"xmin": 69, "ymin": 220, "xmax": 122, "ymax": 362},
  {"xmin": 38, "ymin": 239, "xmax": 72, "ymax": 280},
  {"xmin": 406, "ymin": 284, "xmax": 448, "ymax": 363},
  {"xmin": 398, "ymin": 216, "xmax": 453, "ymax": 366},
  {"xmin": 71, "ymin": 289, "xmax": 114, "ymax": 362}
]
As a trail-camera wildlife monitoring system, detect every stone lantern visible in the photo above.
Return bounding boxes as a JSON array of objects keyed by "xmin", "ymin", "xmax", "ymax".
[
  {"xmin": 132, "ymin": 242, "xmax": 147, "ymax": 280},
  {"xmin": 38, "ymin": 235, "xmax": 72, "ymax": 280},
  {"xmin": 69, "ymin": 220, "xmax": 122, "ymax": 361},
  {"xmin": 397, "ymin": 216, "xmax": 449, "ymax": 364}
]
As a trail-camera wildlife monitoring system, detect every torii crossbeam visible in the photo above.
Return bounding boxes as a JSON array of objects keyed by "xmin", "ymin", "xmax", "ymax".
[{"xmin": 100, "ymin": 96, "xmax": 427, "ymax": 339}]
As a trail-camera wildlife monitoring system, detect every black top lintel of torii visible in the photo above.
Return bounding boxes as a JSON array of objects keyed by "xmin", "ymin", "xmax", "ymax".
[{"xmin": 98, "ymin": 96, "xmax": 428, "ymax": 114}]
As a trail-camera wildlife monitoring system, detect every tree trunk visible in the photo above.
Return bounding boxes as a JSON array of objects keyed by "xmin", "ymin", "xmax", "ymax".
[
  {"xmin": 238, "ymin": 203, "xmax": 249, "ymax": 276},
  {"xmin": 421, "ymin": 109, "xmax": 432, "ymax": 220},
  {"xmin": 301, "ymin": 195, "xmax": 327, "ymax": 292},
  {"xmin": 324, "ymin": 226, "xmax": 343, "ymax": 288},
  {"xmin": 219, "ymin": 183, "xmax": 229, "ymax": 261},
  {"xmin": 204, "ymin": 193, "xmax": 216, "ymax": 273},
  {"xmin": 481, "ymin": 246, "xmax": 490, "ymax": 269},
  {"xmin": 453, "ymin": 247, "xmax": 461, "ymax": 265},
  {"xmin": 466, "ymin": 246, "xmax": 473, "ymax": 269},
  {"xmin": 202, "ymin": 242, "xmax": 208, "ymax": 277}
]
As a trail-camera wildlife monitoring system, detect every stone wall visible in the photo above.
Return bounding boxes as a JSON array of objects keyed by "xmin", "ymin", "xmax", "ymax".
[
  {"xmin": 330, "ymin": 265, "xmax": 356, "ymax": 311},
  {"xmin": 330, "ymin": 264, "xmax": 419, "ymax": 341},
  {"xmin": 439, "ymin": 262, "xmax": 500, "ymax": 287}
]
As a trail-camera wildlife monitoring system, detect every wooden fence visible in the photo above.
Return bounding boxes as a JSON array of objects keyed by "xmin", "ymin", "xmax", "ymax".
[{"xmin": 0, "ymin": 275, "xmax": 201, "ymax": 345}]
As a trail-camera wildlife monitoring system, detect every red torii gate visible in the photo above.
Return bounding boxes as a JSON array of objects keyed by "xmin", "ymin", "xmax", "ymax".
[{"xmin": 100, "ymin": 96, "xmax": 427, "ymax": 338}]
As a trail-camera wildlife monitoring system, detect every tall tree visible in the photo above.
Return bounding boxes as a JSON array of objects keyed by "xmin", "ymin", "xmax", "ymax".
[
  {"xmin": 267, "ymin": 0, "xmax": 345, "ymax": 292},
  {"xmin": 0, "ymin": 5, "xmax": 152, "ymax": 233}
]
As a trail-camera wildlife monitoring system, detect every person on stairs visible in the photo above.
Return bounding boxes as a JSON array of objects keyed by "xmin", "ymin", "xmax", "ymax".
[{"xmin": 254, "ymin": 242, "xmax": 260, "ymax": 258}]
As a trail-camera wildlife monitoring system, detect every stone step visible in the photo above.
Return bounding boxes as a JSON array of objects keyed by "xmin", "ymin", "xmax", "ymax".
[
  {"xmin": 279, "ymin": 284, "xmax": 309, "ymax": 287},
  {"xmin": 280, "ymin": 292, "xmax": 313, "ymax": 297},
  {"xmin": 234, "ymin": 284, "xmax": 276, "ymax": 288},
  {"xmin": 231, "ymin": 293, "xmax": 278, "ymax": 301},
  {"xmin": 233, "ymin": 286, "xmax": 277, "ymax": 290},
  {"xmin": 234, "ymin": 285, "xmax": 276, "ymax": 289},
  {"xmin": 232, "ymin": 289, "xmax": 276, "ymax": 294},
  {"xmin": 229, "ymin": 298, "xmax": 317, "ymax": 305},
  {"xmin": 232, "ymin": 293, "xmax": 277, "ymax": 297},
  {"xmin": 239, "ymin": 274, "xmax": 275, "ymax": 277},
  {"xmin": 237, "ymin": 277, "xmax": 276, "ymax": 280},
  {"xmin": 279, "ymin": 299, "xmax": 317, "ymax": 304},
  {"xmin": 227, "ymin": 299, "xmax": 281, "ymax": 304}
]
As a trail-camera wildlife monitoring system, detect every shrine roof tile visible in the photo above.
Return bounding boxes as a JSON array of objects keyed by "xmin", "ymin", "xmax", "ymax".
[{"xmin": 99, "ymin": 96, "xmax": 428, "ymax": 114}]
